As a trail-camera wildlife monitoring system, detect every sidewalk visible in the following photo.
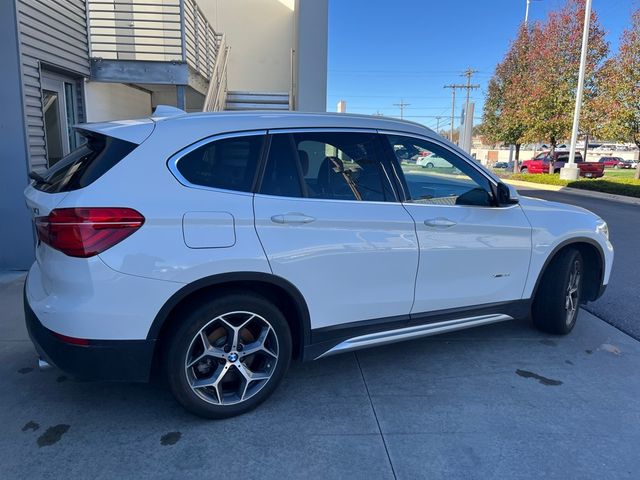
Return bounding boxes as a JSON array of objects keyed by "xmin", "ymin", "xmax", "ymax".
[{"xmin": 1, "ymin": 274, "xmax": 639, "ymax": 479}]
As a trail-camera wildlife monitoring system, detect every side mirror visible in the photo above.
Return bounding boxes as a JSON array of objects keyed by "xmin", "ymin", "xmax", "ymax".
[{"xmin": 496, "ymin": 182, "xmax": 519, "ymax": 206}]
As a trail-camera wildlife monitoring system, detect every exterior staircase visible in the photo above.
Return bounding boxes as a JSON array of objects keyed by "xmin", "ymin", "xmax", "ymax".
[{"xmin": 225, "ymin": 91, "xmax": 290, "ymax": 111}]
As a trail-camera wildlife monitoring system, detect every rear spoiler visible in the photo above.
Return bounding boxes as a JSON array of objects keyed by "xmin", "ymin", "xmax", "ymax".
[
  {"xmin": 73, "ymin": 105, "xmax": 186, "ymax": 145},
  {"xmin": 73, "ymin": 118, "xmax": 155, "ymax": 145}
]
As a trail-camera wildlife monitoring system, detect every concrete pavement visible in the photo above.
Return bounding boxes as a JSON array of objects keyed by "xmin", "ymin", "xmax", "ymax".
[
  {"xmin": 517, "ymin": 188, "xmax": 640, "ymax": 340},
  {"xmin": 2, "ymin": 274, "xmax": 639, "ymax": 479}
]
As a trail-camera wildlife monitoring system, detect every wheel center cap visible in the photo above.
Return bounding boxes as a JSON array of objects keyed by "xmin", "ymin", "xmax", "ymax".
[{"xmin": 228, "ymin": 352, "xmax": 239, "ymax": 362}]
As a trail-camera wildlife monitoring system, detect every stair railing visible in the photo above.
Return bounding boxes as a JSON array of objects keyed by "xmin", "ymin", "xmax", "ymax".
[{"xmin": 202, "ymin": 35, "xmax": 230, "ymax": 112}]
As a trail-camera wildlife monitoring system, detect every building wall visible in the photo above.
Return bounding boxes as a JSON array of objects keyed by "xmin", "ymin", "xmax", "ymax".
[
  {"xmin": 294, "ymin": 0, "xmax": 328, "ymax": 112},
  {"xmin": 85, "ymin": 82, "xmax": 152, "ymax": 122},
  {"xmin": 17, "ymin": 0, "xmax": 90, "ymax": 170},
  {"xmin": 0, "ymin": 1, "xmax": 35, "ymax": 270},
  {"xmin": 200, "ymin": 0, "xmax": 295, "ymax": 93}
]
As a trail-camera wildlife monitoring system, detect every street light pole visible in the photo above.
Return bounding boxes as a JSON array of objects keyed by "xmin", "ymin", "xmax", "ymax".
[
  {"xmin": 525, "ymin": 0, "xmax": 542, "ymax": 26},
  {"xmin": 560, "ymin": 0, "xmax": 592, "ymax": 181}
]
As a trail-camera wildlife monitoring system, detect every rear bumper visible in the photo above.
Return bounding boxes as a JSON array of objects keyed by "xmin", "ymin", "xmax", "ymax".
[{"xmin": 24, "ymin": 288, "xmax": 155, "ymax": 382}]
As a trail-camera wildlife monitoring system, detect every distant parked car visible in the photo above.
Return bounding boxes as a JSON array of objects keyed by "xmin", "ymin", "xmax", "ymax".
[
  {"xmin": 520, "ymin": 151, "xmax": 604, "ymax": 178},
  {"xmin": 494, "ymin": 161, "xmax": 509, "ymax": 169},
  {"xmin": 620, "ymin": 160, "xmax": 634, "ymax": 169},
  {"xmin": 598, "ymin": 157, "xmax": 626, "ymax": 169},
  {"xmin": 416, "ymin": 153, "xmax": 451, "ymax": 168}
]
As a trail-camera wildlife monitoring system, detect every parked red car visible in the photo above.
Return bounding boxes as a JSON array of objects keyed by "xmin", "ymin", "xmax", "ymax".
[
  {"xmin": 598, "ymin": 156, "xmax": 626, "ymax": 168},
  {"xmin": 520, "ymin": 151, "xmax": 604, "ymax": 178}
]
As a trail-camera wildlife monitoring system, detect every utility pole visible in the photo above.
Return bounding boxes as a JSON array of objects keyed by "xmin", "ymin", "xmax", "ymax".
[
  {"xmin": 393, "ymin": 99, "xmax": 410, "ymax": 119},
  {"xmin": 444, "ymin": 85, "xmax": 458, "ymax": 142},
  {"xmin": 435, "ymin": 116, "xmax": 442, "ymax": 133},
  {"xmin": 445, "ymin": 74, "xmax": 479, "ymax": 144},
  {"xmin": 461, "ymin": 68, "xmax": 479, "ymax": 117}
]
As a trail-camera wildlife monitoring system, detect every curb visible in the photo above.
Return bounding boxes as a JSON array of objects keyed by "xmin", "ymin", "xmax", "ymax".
[{"xmin": 503, "ymin": 179, "xmax": 640, "ymax": 206}]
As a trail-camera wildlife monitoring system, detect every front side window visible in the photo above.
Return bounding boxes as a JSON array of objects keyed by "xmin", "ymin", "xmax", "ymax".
[
  {"xmin": 385, "ymin": 135, "xmax": 494, "ymax": 207},
  {"xmin": 260, "ymin": 131, "xmax": 396, "ymax": 202},
  {"xmin": 176, "ymin": 135, "xmax": 265, "ymax": 192}
]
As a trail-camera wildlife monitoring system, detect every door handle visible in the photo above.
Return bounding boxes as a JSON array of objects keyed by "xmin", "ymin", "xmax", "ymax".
[
  {"xmin": 271, "ymin": 213, "xmax": 316, "ymax": 225},
  {"xmin": 424, "ymin": 218, "xmax": 457, "ymax": 228}
]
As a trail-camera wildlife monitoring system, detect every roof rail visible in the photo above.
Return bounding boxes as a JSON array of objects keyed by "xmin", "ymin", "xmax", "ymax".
[{"xmin": 152, "ymin": 105, "xmax": 186, "ymax": 119}]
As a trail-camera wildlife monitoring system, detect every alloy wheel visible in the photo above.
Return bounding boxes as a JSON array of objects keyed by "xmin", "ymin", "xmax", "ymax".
[
  {"xmin": 184, "ymin": 311, "xmax": 279, "ymax": 406},
  {"xmin": 564, "ymin": 259, "xmax": 581, "ymax": 326}
]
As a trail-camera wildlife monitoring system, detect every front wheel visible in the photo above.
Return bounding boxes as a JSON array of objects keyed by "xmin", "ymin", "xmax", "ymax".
[
  {"xmin": 165, "ymin": 293, "xmax": 292, "ymax": 419},
  {"xmin": 423, "ymin": 162, "xmax": 434, "ymax": 169},
  {"xmin": 532, "ymin": 249, "xmax": 583, "ymax": 335},
  {"xmin": 520, "ymin": 167, "xmax": 528, "ymax": 174}
]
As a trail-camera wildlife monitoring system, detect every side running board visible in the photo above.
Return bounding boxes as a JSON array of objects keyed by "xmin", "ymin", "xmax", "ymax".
[{"xmin": 315, "ymin": 314, "xmax": 513, "ymax": 359}]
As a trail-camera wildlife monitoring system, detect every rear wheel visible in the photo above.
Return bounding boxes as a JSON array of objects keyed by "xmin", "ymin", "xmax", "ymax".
[
  {"xmin": 424, "ymin": 162, "xmax": 434, "ymax": 169},
  {"xmin": 532, "ymin": 249, "xmax": 583, "ymax": 335},
  {"xmin": 166, "ymin": 293, "xmax": 292, "ymax": 419},
  {"xmin": 520, "ymin": 167, "xmax": 528, "ymax": 174}
]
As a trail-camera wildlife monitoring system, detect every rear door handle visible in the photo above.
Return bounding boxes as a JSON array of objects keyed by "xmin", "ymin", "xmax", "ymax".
[
  {"xmin": 271, "ymin": 213, "xmax": 316, "ymax": 225},
  {"xmin": 424, "ymin": 218, "xmax": 457, "ymax": 228}
]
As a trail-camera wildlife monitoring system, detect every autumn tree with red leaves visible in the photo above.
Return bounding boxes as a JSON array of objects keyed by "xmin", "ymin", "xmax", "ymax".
[
  {"xmin": 597, "ymin": 7, "xmax": 640, "ymax": 179},
  {"xmin": 523, "ymin": 1, "xmax": 608, "ymax": 159},
  {"xmin": 484, "ymin": 0, "xmax": 609, "ymax": 172},
  {"xmin": 481, "ymin": 26, "xmax": 531, "ymax": 168}
]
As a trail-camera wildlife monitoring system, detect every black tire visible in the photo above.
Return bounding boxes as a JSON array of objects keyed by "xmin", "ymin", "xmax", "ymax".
[
  {"xmin": 165, "ymin": 292, "xmax": 292, "ymax": 419},
  {"xmin": 532, "ymin": 249, "xmax": 583, "ymax": 335},
  {"xmin": 520, "ymin": 167, "xmax": 528, "ymax": 174},
  {"xmin": 425, "ymin": 162, "xmax": 434, "ymax": 169}
]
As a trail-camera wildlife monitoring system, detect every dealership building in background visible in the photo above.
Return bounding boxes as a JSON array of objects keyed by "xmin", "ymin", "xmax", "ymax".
[{"xmin": 0, "ymin": 0, "xmax": 328, "ymax": 270}]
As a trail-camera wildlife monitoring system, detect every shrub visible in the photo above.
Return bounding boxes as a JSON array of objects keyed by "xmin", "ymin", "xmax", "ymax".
[{"xmin": 500, "ymin": 173, "xmax": 640, "ymax": 198}]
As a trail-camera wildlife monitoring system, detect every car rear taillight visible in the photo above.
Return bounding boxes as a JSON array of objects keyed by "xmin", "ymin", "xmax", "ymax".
[{"xmin": 35, "ymin": 207, "xmax": 144, "ymax": 258}]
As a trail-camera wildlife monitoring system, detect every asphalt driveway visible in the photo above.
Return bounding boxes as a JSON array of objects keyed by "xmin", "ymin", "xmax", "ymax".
[{"xmin": 1, "ymin": 273, "xmax": 639, "ymax": 479}]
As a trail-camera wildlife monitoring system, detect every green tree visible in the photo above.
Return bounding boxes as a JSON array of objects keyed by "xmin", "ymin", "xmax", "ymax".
[{"xmin": 598, "ymin": 8, "xmax": 640, "ymax": 179}]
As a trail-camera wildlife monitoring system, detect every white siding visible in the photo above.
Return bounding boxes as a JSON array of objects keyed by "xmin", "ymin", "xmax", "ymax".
[{"xmin": 17, "ymin": 0, "xmax": 90, "ymax": 169}]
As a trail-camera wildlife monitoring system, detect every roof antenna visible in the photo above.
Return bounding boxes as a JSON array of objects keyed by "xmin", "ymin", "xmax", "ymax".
[{"xmin": 152, "ymin": 105, "xmax": 186, "ymax": 118}]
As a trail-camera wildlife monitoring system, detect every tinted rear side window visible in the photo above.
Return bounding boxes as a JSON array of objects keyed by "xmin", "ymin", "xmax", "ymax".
[
  {"xmin": 33, "ymin": 131, "xmax": 137, "ymax": 193},
  {"xmin": 175, "ymin": 135, "xmax": 265, "ymax": 192}
]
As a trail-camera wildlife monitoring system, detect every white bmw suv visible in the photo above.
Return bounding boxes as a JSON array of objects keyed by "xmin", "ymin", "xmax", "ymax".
[{"xmin": 24, "ymin": 109, "xmax": 613, "ymax": 418}]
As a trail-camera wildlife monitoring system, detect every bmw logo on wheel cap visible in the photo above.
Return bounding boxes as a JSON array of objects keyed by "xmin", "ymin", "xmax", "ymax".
[{"xmin": 228, "ymin": 352, "xmax": 239, "ymax": 362}]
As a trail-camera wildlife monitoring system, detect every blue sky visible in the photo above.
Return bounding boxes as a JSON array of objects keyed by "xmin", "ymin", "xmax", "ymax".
[{"xmin": 327, "ymin": 0, "xmax": 637, "ymax": 130}]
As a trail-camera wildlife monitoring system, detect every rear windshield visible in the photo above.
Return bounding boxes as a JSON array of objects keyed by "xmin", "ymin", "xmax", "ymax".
[{"xmin": 32, "ymin": 130, "xmax": 137, "ymax": 193}]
